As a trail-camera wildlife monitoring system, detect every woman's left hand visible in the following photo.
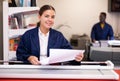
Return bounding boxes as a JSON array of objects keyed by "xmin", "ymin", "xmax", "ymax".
[{"xmin": 75, "ymin": 53, "xmax": 84, "ymax": 62}]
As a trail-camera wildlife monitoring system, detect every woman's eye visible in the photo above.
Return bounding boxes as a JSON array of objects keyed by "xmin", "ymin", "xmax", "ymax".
[
  {"xmin": 45, "ymin": 15, "xmax": 49, "ymax": 18},
  {"xmin": 44, "ymin": 15, "xmax": 55, "ymax": 19},
  {"xmin": 52, "ymin": 15, "xmax": 55, "ymax": 19}
]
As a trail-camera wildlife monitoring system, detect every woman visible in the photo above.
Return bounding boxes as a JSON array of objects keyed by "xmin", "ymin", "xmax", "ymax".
[{"xmin": 16, "ymin": 5, "xmax": 84, "ymax": 65}]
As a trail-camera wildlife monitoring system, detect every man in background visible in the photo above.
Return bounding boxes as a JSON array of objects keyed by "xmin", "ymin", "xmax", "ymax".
[{"xmin": 91, "ymin": 12, "xmax": 114, "ymax": 43}]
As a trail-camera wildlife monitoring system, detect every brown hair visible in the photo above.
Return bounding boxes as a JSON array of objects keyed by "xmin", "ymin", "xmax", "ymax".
[{"xmin": 39, "ymin": 5, "xmax": 55, "ymax": 16}]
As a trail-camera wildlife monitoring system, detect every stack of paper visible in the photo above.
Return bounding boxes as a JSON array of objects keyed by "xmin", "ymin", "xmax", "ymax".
[
  {"xmin": 108, "ymin": 40, "xmax": 120, "ymax": 46},
  {"xmin": 100, "ymin": 40, "xmax": 108, "ymax": 47}
]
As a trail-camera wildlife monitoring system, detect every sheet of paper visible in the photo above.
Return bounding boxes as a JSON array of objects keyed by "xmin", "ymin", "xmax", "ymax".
[
  {"xmin": 108, "ymin": 40, "xmax": 120, "ymax": 46},
  {"xmin": 40, "ymin": 49, "xmax": 85, "ymax": 65}
]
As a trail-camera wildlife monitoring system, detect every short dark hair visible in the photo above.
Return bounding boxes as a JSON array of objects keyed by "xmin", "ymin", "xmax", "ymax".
[
  {"xmin": 100, "ymin": 12, "xmax": 106, "ymax": 18},
  {"xmin": 39, "ymin": 5, "xmax": 55, "ymax": 16}
]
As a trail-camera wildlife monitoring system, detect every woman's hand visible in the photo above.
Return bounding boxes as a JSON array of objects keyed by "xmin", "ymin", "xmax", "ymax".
[
  {"xmin": 75, "ymin": 53, "xmax": 84, "ymax": 62},
  {"xmin": 28, "ymin": 56, "xmax": 40, "ymax": 65}
]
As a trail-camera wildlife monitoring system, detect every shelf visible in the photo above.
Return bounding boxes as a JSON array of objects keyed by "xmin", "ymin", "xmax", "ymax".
[
  {"xmin": 3, "ymin": 1, "xmax": 39, "ymax": 63},
  {"xmin": 8, "ymin": 7, "xmax": 39, "ymax": 15},
  {"xmin": 9, "ymin": 27, "xmax": 36, "ymax": 38}
]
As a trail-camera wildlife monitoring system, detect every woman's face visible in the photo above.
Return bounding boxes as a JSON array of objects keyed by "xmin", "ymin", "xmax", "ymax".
[{"xmin": 39, "ymin": 10, "xmax": 55, "ymax": 29}]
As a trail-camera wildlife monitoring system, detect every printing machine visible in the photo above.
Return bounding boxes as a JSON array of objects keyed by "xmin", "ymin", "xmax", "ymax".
[
  {"xmin": 70, "ymin": 34, "xmax": 90, "ymax": 60},
  {"xmin": 89, "ymin": 40, "xmax": 120, "ymax": 64}
]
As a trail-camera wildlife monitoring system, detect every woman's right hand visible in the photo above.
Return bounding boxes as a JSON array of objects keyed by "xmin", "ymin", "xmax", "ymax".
[{"xmin": 28, "ymin": 56, "xmax": 40, "ymax": 65}]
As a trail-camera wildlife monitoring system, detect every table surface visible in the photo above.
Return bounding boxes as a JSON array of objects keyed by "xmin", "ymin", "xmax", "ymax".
[
  {"xmin": 0, "ymin": 63, "xmax": 119, "ymax": 81},
  {"xmin": 0, "ymin": 70, "xmax": 119, "ymax": 81},
  {"xmin": 0, "ymin": 63, "xmax": 118, "ymax": 80}
]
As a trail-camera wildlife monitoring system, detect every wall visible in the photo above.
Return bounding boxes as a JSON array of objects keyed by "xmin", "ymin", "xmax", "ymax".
[{"xmin": 36, "ymin": 0, "xmax": 120, "ymax": 40}]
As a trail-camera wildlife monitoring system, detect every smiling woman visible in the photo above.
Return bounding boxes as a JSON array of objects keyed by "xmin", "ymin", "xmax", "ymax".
[{"xmin": 16, "ymin": 4, "xmax": 84, "ymax": 65}]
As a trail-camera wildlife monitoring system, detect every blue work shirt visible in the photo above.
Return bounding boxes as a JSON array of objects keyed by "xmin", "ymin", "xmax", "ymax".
[{"xmin": 91, "ymin": 22, "xmax": 114, "ymax": 41}]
